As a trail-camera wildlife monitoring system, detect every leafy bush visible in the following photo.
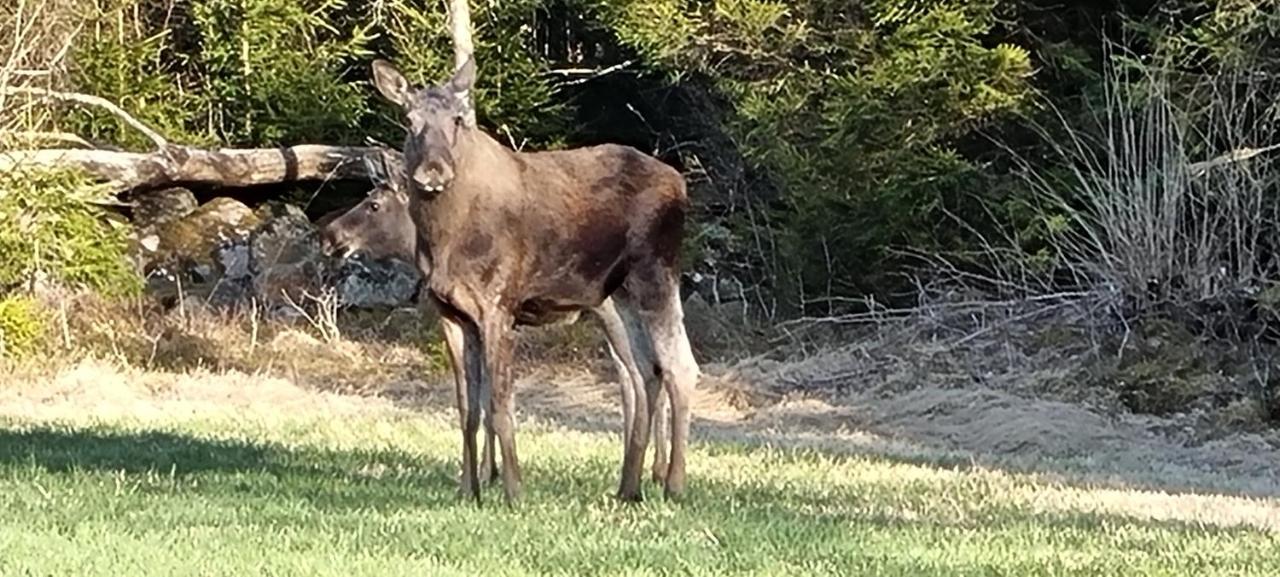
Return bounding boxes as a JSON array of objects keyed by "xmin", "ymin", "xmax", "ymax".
[
  {"xmin": 0, "ymin": 168, "xmax": 140, "ymax": 297},
  {"xmin": 0, "ymin": 295, "xmax": 45, "ymax": 359},
  {"xmin": 190, "ymin": 0, "xmax": 374, "ymax": 145},
  {"xmin": 60, "ymin": 0, "xmax": 569, "ymax": 150},
  {"xmin": 369, "ymin": 0, "xmax": 571, "ymax": 148}
]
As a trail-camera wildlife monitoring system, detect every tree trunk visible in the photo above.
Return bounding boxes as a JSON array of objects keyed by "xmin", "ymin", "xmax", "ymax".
[{"xmin": 449, "ymin": 0, "xmax": 477, "ymax": 127}]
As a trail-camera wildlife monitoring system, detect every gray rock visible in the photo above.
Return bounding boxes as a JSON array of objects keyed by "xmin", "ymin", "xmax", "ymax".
[
  {"xmin": 332, "ymin": 257, "xmax": 421, "ymax": 308},
  {"xmin": 149, "ymin": 197, "xmax": 260, "ymax": 270},
  {"xmin": 249, "ymin": 202, "xmax": 326, "ymax": 304},
  {"xmin": 132, "ymin": 187, "xmax": 198, "ymax": 231},
  {"xmin": 138, "ymin": 197, "xmax": 422, "ymax": 311},
  {"xmin": 142, "ymin": 197, "xmax": 260, "ymax": 306}
]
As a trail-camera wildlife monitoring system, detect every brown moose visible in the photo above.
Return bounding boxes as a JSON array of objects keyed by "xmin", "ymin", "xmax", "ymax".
[
  {"xmin": 369, "ymin": 56, "xmax": 699, "ymax": 503},
  {"xmin": 318, "ymin": 177, "xmax": 673, "ymax": 490}
]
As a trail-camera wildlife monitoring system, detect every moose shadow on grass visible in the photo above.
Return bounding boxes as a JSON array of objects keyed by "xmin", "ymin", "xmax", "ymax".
[
  {"xmin": 0, "ymin": 425, "xmax": 461, "ymax": 511},
  {"xmin": 0, "ymin": 420, "xmax": 1266, "ymax": 557}
]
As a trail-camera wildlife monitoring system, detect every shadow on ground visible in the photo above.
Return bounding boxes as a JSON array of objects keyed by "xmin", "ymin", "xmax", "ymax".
[
  {"xmin": 0, "ymin": 425, "xmax": 464, "ymax": 511},
  {"xmin": 1, "ymin": 419, "xmax": 1271, "ymax": 542}
]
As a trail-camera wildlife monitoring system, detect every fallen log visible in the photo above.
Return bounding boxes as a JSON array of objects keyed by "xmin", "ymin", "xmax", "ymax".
[
  {"xmin": 0, "ymin": 86, "xmax": 401, "ymax": 193},
  {"xmin": 0, "ymin": 145, "xmax": 399, "ymax": 192}
]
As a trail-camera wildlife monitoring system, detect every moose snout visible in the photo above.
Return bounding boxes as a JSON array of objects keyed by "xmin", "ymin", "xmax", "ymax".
[
  {"xmin": 319, "ymin": 230, "xmax": 355, "ymax": 260},
  {"xmin": 412, "ymin": 160, "xmax": 454, "ymax": 194}
]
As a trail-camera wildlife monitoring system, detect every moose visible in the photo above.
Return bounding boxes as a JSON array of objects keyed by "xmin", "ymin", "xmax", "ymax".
[
  {"xmin": 369, "ymin": 56, "xmax": 698, "ymax": 503},
  {"xmin": 319, "ymin": 177, "xmax": 673, "ymax": 489}
]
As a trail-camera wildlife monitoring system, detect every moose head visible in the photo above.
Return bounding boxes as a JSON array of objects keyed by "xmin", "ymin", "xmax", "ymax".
[{"xmin": 370, "ymin": 58, "xmax": 476, "ymax": 196}]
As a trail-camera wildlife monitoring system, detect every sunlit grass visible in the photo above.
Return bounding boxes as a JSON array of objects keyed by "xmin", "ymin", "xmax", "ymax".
[{"xmin": 1, "ymin": 406, "xmax": 1276, "ymax": 576}]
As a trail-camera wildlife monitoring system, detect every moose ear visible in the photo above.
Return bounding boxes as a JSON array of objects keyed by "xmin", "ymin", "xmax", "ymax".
[
  {"xmin": 383, "ymin": 159, "xmax": 410, "ymax": 204},
  {"xmin": 449, "ymin": 54, "xmax": 476, "ymax": 97},
  {"xmin": 371, "ymin": 59, "xmax": 413, "ymax": 108},
  {"xmin": 393, "ymin": 184, "xmax": 410, "ymax": 206},
  {"xmin": 362, "ymin": 155, "xmax": 386, "ymax": 187}
]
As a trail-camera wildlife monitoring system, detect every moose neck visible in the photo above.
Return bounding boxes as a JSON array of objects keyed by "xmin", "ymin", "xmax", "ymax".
[
  {"xmin": 426, "ymin": 127, "xmax": 519, "ymax": 206},
  {"xmin": 458, "ymin": 125, "xmax": 514, "ymax": 176},
  {"xmin": 414, "ymin": 125, "xmax": 520, "ymax": 242}
]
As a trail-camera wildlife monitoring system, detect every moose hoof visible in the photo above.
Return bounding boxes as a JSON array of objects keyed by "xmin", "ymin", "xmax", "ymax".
[
  {"xmin": 615, "ymin": 488, "xmax": 645, "ymax": 504},
  {"xmin": 455, "ymin": 478, "xmax": 482, "ymax": 503}
]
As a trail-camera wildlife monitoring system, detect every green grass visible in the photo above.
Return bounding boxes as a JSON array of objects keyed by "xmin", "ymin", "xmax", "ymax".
[{"xmin": 0, "ymin": 407, "xmax": 1276, "ymax": 576}]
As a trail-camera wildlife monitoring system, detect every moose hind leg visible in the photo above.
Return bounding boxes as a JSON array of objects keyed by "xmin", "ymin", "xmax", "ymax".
[
  {"xmin": 593, "ymin": 298, "xmax": 649, "ymax": 502},
  {"xmin": 650, "ymin": 382, "xmax": 669, "ymax": 485},
  {"xmin": 640, "ymin": 289, "xmax": 699, "ymax": 500},
  {"xmin": 480, "ymin": 396, "xmax": 499, "ymax": 485},
  {"xmin": 610, "ymin": 296, "xmax": 668, "ymax": 486}
]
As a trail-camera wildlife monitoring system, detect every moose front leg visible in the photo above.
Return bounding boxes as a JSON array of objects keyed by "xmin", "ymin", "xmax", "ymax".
[
  {"xmin": 481, "ymin": 312, "xmax": 522, "ymax": 504},
  {"xmin": 439, "ymin": 313, "xmax": 484, "ymax": 502},
  {"xmin": 480, "ymin": 398, "xmax": 499, "ymax": 485}
]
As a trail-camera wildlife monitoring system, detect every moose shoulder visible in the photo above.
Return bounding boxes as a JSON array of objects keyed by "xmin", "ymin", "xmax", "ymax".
[{"xmin": 372, "ymin": 57, "xmax": 698, "ymax": 504}]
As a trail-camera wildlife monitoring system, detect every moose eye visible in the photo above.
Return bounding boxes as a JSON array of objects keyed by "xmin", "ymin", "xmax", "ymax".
[{"xmin": 369, "ymin": 201, "xmax": 381, "ymax": 212}]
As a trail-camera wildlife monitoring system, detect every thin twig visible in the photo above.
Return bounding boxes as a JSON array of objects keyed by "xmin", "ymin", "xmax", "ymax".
[
  {"xmin": 546, "ymin": 60, "xmax": 635, "ymax": 86},
  {"xmin": 0, "ymin": 86, "xmax": 168, "ymax": 149},
  {"xmin": 0, "ymin": 130, "xmax": 94, "ymax": 148}
]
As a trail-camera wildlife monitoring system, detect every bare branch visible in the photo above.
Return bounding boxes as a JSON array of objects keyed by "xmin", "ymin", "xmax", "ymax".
[
  {"xmin": 1188, "ymin": 143, "xmax": 1280, "ymax": 177},
  {"xmin": 546, "ymin": 60, "xmax": 636, "ymax": 86},
  {"xmin": 1, "ymin": 86, "xmax": 169, "ymax": 150}
]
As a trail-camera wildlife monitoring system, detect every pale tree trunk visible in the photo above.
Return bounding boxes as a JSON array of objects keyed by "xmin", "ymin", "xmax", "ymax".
[{"xmin": 448, "ymin": 0, "xmax": 477, "ymax": 127}]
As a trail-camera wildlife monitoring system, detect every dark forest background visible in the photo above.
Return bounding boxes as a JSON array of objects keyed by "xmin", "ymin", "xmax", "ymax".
[{"xmin": 7, "ymin": 0, "xmax": 1280, "ymax": 321}]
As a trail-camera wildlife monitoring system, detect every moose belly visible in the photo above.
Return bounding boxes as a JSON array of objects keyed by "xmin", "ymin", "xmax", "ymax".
[{"xmin": 515, "ymin": 299, "xmax": 582, "ymax": 327}]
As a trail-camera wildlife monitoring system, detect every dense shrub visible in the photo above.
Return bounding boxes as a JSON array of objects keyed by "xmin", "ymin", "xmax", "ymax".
[
  {"xmin": 370, "ymin": 0, "xmax": 571, "ymax": 148},
  {"xmin": 578, "ymin": 0, "xmax": 1034, "ymax": 307},
  {"xmin": 0, "ymin": 168, "xmax": 140, "ymax": 297},
  {"xmin": 62, "ymin": 0, "xmax": 375, "ymax": 148},
  {"xmin": 0, "ymin": 295, "xmax": 45, "ymax": 359},
  {"xmin": 59, "ymin": 0, "xmax": 570, "ymax": 150}
]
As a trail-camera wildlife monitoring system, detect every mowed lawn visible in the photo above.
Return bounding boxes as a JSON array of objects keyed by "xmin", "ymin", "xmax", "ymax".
[{"xmin": 1, "ymin": 402, "xmax": 1277, "ymax": 577}]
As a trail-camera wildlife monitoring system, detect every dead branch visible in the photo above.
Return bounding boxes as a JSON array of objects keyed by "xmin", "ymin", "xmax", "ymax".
[
  {"xmin": 0, "ymin": 81, "xmax": 408, "ymax": 193},
  {"xmin": 1188, "ymin": 143, "xmax": 1280, "ymax": 177},
  {"xmin": 546, "ymin": 60, "xmax": 636, "ymax": 86},
  {"xmin": 0, "ymin": 145, "xmax": 403, "ymax": 192},
  {"xmin": 775, "ymin": 290, "xmax": 1094, "ymax": 330},
  {"xmin": 2, "ymin": 86, "xmax": 168, "ymax": 149}
]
